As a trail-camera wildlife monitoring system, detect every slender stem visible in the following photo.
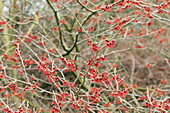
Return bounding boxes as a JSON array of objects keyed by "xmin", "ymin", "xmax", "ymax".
[
  {"xmin": 76, "ymin": 51, "xmax": 98, "ymax": 100},
  {"xmin": 46, "ymin": 0, "xmax": 68, "ymax": 52}
]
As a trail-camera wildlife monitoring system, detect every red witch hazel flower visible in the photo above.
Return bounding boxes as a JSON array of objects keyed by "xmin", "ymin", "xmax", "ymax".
[
  {"xmin": 76, "ymin": 27, "xmax": 82, "ymax": 32},
  {"xmin": 91, "ymin": 44, "xmax": 99, "ymax": 52},
  {"xmin": 28, "ymin": 34, "xmax": 38, "ymax": 39},
  {"xmin": 87, "ymin": 26, "xmax": 94, "ymax": 31},
  {"xmin": 94, "ymin": 62, "xmax": 101, "ymax": 68},
  {"xmin": 8, "ymin": 83, "xmax": 18, "ymax": 94},
  {"xmin": 0, "ymin": 20, "xmax": 6, "ymax": 25},
  {"xmin": 96, "ymin": 56, "xmax": 106, "ymax": 61},
  {"xmin": 86, "ymin": 41, "xmax": 99, "ymax": 52},
  {"xmin": 88, "ymin": 58, "xmax": 93, "ymax": 65},
  {"xmin": 52, "ymin": 26, "xmax": 59, "ymax": 31},
  {"xmin": 104, "ymin": 40, "xmax": 116, "ymax": 48}
]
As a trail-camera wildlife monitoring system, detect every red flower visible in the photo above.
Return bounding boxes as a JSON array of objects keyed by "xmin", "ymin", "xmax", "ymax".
[
  {"xmin": 50, "ymin": 107, "xmax": 59, "ymax": 113},
  {"xmin": 123, "ymin": 89, "xmax": 128, "ymax": 95},
  {"xmin": 88, "ymin": 58, "xmax": 93, "ymax": 65},
  {"xmin": 94, "ymin": 62, "xmax": 101, "ymax": 68},
  {"xmin": 160, "ymin": 80, "xmax": 166, "ymax": 85},
  {"xmin": 59, "ymin": 19, "xmax": 65, "ymax": 24},
  {"xmin": 50, "ymin": 0, "xmax": 58, "ymax": 3},
  {"xmin": 113, "ymin": 64, "xmax": 118, "ymax": 68},
  {"xmin": 104, "ymin": 102, "xmax": 110, "ymax": 107},
  {"xmin": 0, "ymin": 20, "xmax": 6, "ymax": 25},
  {"xmin": 146, "ymin": 64, "xmax": 152, "ymax": 68},
  {"xmin": 135, "ymin": 45, "xmax": 143, "ymax": 48},
  {"xmin": 71, "ymin": 104, "xmax": 80, "ymax": 110},
  {"xmin": 76, "ymin": 27, "xmax": 82, "ymax": 32},
  {"xmin": 0, "ymin": 88, "xmax": 5, "ymax": 93},
  {"xmin": 87, "ymin": 26, "xmax": 94, "ymax": 31},
  {"xmin": 96, "ymin": 56, "xmax": 106, "ymax": 61},
  {"xmin": 28, "ymin": 34, "xmax": 38, "ymax": 39},
  {"xmin": 104, "ymin": 40, "xmax": 116, "ymax": 48},
  {"xmin": 0, "ymin": 29, "xmax": 4, "ymax": 32},
  {"xmin": 132, "ymin": 84, "xmax": 137, "ymax": 89},
  {"xmin": 86, "ymin": 40, "xmax": 91, "ymax": 45},
  {"xmin": 24, "ymin": 38, "xmax": 32, "ymax": 42},
  {"xmin": 91, "ymin": 44, "xmax": 99, "ymax": 52},
  {"xmin": 52, "ymin": 26, "xmax": 59, "ymax": 31},
  {"xmin": 8, "ymin": 83, "xmax": 18, "ymax": 94}
]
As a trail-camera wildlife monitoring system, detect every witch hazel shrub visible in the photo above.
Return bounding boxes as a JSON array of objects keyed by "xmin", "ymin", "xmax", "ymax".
[{"xmin": 0, "ymin": 0, "xmax": 169, "ymax": 113}]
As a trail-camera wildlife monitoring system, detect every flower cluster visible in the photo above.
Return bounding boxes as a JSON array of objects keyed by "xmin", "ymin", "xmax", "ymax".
[{"xmin": 104, "ymin": 40, "xmax": 116, "ymax": 48}]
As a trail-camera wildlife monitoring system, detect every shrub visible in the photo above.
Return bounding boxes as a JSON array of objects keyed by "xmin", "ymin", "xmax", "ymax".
[{"xmin": 0, "ymin": 0, "xmax": 169, "ymax": 112}]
